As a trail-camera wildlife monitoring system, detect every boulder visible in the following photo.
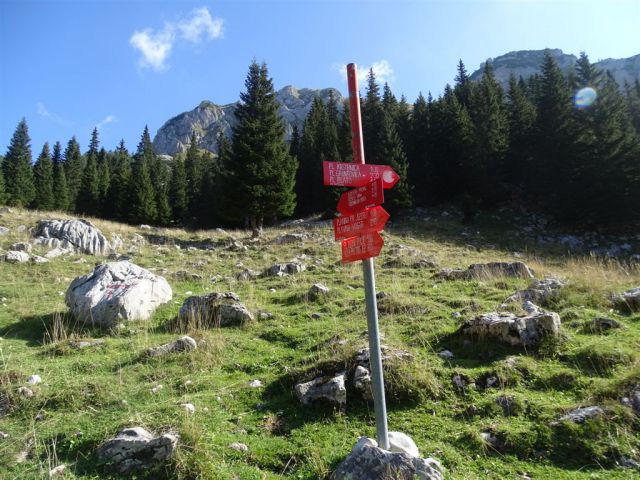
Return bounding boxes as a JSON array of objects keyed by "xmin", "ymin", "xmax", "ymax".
[
  {"xmin": 295, "ymin": 373, "xmax": 347, "ymax": 406},
  {"xmin": 147, "ymin": 336, "xmax": 197, "ymax": 357},
  {"xmin": 44, "ymin": 247, "xmax": 73, "ymax": 259},
  {"xmin": 177, "ymin": 292, "xmax": 253, "ymax": 328},
  {"xmin": 388, "ymin": 432, "xmax": 420, "ymax": 458},
  {"xmin": 459, "ymin": 310, "xmax": 561, "ymax": 347},
  {"xmin": 307, "ymin": 283, "xmax": 330, "ymax": 300},
  {"xmin": 65, "ymin": 261, "xmax": 172, "ymax": 327},
  {"xmin": 503, "ymin": 277, "xmax": 566, "ymax": 305},
  {"xmin": 275, "ymin": 232, "xmax": 308, "ymax": 244},
  {"xmin": 33, "ymin": 219, "xmax": 118, "ymax": 256},
  {"xmin": 438, "ymin": 262, "xmax": 534, "ymax": 281},
  {"xmin": 235, "ymin": 268, "xmax": 257, "ymax": 281},
  {"xmin": 553, "ymin": 406, "xmax": 604, "ymax": 424},
  {"xmin": 588, "ymin": 317, "xmax": 622, "ymax": 332},
  {"xmin": 1, "ymin": 251, "xmax": 29, "ymax": 263},
  {"xmin": 330, "ymin": 437, "xmax": 443, "ymax": 480},
  {"xmin": 265, "ymin": 262, "xmax": 306, "ymax": 277},
  {"xmin": 97, "ymin": 427, "xmax": 178, "ymax": 474},
  {"xmin": 10, "ymin": 242, "xmax": 32, "ymax": 253},
  {"xmin": 614, "ymin": 287, "xmax": 640, "ymax": 312}
]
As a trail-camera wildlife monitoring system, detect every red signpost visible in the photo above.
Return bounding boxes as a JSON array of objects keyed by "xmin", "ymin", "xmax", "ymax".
[
  {"xmin": 341, "ymin": 231, "xmax": 385, "ymax": 263},
  {"xmin": 323, "ymin": 161, "xmax": 400, "ymax": 189},
  {"xmin": 336, "ymin": 178, "xmax": 385, "ymax": 216},
  {"xmin": 333, "ymin": 206, "xmax": 390, "ymax": 241}
]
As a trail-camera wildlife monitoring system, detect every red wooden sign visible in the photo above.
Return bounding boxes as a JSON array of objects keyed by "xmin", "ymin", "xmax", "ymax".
[
  {"xmin": 337, "ymin": 178, "xmax": 384, "ymax": 216},
  {"xmin": 341, "ymin": 231, "xmax": 384, "ymax": 264},
  {"xmin": 323, "ymin": 161, "xmax": 400, "ymax": 189},
  {"xmin": 334, "ymin": 206, "xmax": 390, "ymax": 241}
]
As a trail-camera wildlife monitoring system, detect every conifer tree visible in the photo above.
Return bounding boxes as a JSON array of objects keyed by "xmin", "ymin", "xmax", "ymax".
[
  {"xmin": 33, "ymin": 142, "xmax": 55, "ymax": 210},
  {"xmin": 326, "ymin": 90, "xmax": 340, "ymax": 130},
  {"xmin": 395, "ymin": 94, "xmax": 412, "ymax": 151},
  {"xmin": 220, "ymin": 60, "xmax": 297, "ymax": 235},
  {"xmin": 624, "ymin": 80, "xmax": 640, "ymax": 133},
  {"xmin": 3, "ymin": 118, "xmax": 35, "ymax": 207},
  {"xmin": 185, "ymin": 133, "xmax": 204, "ymax": 215},
  {"xmin": 506, "ymin": 74, "xmax": 537, "ymax": 186},
  {"xmin": 289, "ymin": 124, "xmax": 301, "ymax": 159},
  {"xmin": 169, "ymin": 157, "xmax": 189, "ymax": 223},
  {"xmin": 52, "ymin": 141, "xmax": 69, "ymax": 211},
  {"xmin": 408, "ymin": 93, "xmax": 431, "ymax": 204},
  {"xmin": 0, "ymin": 156, "xmax": 6, "ymax": 205},
  {"xmin": 97, "ymin": 147, "xmax": 110, "ymax": 212},
  {"xmin": 454, "ymin": 59, "xmax": 472, "ymax": 108},
  {"xmin": 382, "ymin": 83, "xmax": 398, "ymax": 117},
  {"xmin": 76, "ymin": 128, "xmax": 101, "ymax": 215},
  {"xmin": 337, "ymin": 99, "xmax": 352, "ymax": 163},
  {"xmin": 129, "ymin": 126, "xmax": 158, "ymax": 224},
  {"xmin": 63, "ymin": 136, "xmax": 83, "ymax": 207},
  {"xmin": 105, "ymin": 140, "xmax": 131, "ymax": 221},
  {"xmin": 362, "ymin": 69, "xmax": 385, "ymax": 164},
  {"xmin": 379, "ymin": 111, "xmax": 413, "ymax": 212}
]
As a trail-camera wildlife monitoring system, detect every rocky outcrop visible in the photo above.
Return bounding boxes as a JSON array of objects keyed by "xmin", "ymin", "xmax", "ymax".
[
  {"xmin": 552, "ymin": 406, "xmax": 604, "ymax": 425},
  {"xmin": 614, "ymin": 287, "xmax": 640, "ymax": 312},
  {"xmin": 438, "ymin": 262, "xmax": 534, "ymax": 281},
  {"xmin": 295, "ymin": 373, "xmax": 347, "ymax": 406},
  {"xmin": 177, "ymin": 292, "xmax": 253, "ymax": 327},
  {"xmin": 97, "ymin": 427, "xmax": 178, "ymax": 474},
  {"xmin": 33, "ymin": 219, "xmax": 120, "ymax": 256},
  {"xmin": 147, "ymin": 336, "xmax": 197, "ymax": 357},
  {"xmin": 503, "ymin": 277, "xmax": 566, "ymax": 306},
  {"xmin": 330, "ymin": 436, "xmax": 443, "ymax": 480},
  {"xmin": 65, "ymin": 261, "xmax": 173, "ymax": 327},
  {"xmin": 460, "ymin": 310, "xmax": 561, "ymax": 347},
  {"xmin": 153, "ymin": 86, "xmax": 344, "ymax": 155},
  {"xmin": 1, "ymin": 251, "xmax": 30, "ymax": 263}
]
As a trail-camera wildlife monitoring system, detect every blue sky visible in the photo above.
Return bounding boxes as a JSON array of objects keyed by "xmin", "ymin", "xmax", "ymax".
[{"xmin": 1, "ymin": 0, "xmax": 638, "ymax": 155}]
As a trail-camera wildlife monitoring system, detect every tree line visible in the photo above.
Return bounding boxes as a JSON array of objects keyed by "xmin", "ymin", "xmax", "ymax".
[{"xmin": 2, "ymin": 51, "xmax": 640, "ymax": 230}]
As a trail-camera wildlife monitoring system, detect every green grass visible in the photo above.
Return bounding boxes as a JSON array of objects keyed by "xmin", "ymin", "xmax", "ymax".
[{"xmin": 0, "ymin": 207, "xmax": 639, "ymax": 479}]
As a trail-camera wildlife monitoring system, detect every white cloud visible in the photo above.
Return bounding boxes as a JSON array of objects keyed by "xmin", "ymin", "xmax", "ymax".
[
  {"xmin": 37, "ymin": 102, "xmax": 50, "ymax": 117},
  {"xmin": 177, "ymin": 7, "xmax": 223, "ymax": 42},
  {"xmin": 36, "ymin": 102, "xmax": 73, "ymax": 127},
  {"xmin": 96, "ymin": 115, "xmax": 116, "ymax": 129},
  {"xmin": 130, "ymin": 7, "xmax": 224, "ymax": 71},
  {"xmin": 336, "ymin": 59, "xmax": 395, "ymax": 85}
]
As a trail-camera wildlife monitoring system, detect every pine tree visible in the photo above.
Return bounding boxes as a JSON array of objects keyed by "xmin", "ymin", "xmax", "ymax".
[
  {"xmin": 337, "ymin": 99, "xmax": 353, "ymax": 163},
  {"xmin": 129, "ymin": 126, "xmax": 157, "ymax": 224},
  {"xmin": 326, "ymin": 90, "xmax": 340, "ymax": 130},
  {"xmin": 3, "ymin": 118, "xmax": 35, "ymax": 207},
  {"xmin": 382, "ymin": 83, "xmax": 398, "ymax": 117},
  {"xmin": 97, "ymin": 147, "xmax": 110, "ymax": 213},
  {"xmin": 624, "ymin": 80, "xmax": 640, "ymax": 133},
  {"xmin": 362, "ymin": 69, "xmax": 385, "ymax": 164},
  {"xmin": 33, "ymin": 142, "xmax": 55, "ymax": 210},
  {"xmin": 169, "ymin": 157, "xmax": 189, "ymax": 223},
  {"xmin": 506, "ymin": 74, "xmax": 537, "ymax": 186},
  {"xmin": 454, "ymin": 59, "xmax": 472, "ymax": 108},
  {"xmin": 63, "ymin": 136, "xmax": 83, "ymax": 207},
  {"xmin": 289, "ymin": 124, "xmax": 301, "ymax": 159},
  {"xmin": 0, "ymin": 156, "xmax": 6, "ymax": 205},
  {"xmin": 104, "ymin": 140, "xmax": 131, "ymax": 221},
  {"xmin": 185, "ymin": 132, "xmax": 204, "ymax": 215},
  {"xmin": 76, "ymin": 128, "xmax": 101, "ymax": 215},
  {"xmin": 408, "ymin": 93, "xmax": 431, "ymax": 204},
  {"xmin": 379, "ymin": 110, "xmax": 413, "ymax": 212},
  {"xmin": 52, "ymin": 141, "xmax": 69, "ymax": 211},
  {"xmin": 220, "ymin": 60, "xmax": 297, "ymax": 235}
]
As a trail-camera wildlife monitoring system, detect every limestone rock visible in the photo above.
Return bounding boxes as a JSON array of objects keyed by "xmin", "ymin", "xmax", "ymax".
[
  {"xmin": 0, "ymin": 226, "xmax": 9, "ymax": 235},
  {"xmin": 438, "ymin": 261, "xmax": 534, "ymax": 281},
  {"xmin": 97, "ymin": 427, "xmax": 178, "ymax": 474},
  {"xmin": 614, "ymin": 287, "xmax": 640, "ymax": 312},
  {"xmin": 554, "ymin": 406, "xmax": 604, "ymax": 424},
  {"xmin": 235, "ymin": 268, "xmax": 257, "ymax": 281},
  {"xmin": 438, "ymin": 350, "xmax": 454, "ymax": 360},
  {"xmin": 44, "ymin": 247, "xmax": 73, "ymax": 259},
  {"xmin": 459, "ymin": 310, "xmax": 561, "ymax": 347},
  {"xmin": 31, "ymin": 255, "xmax": 49, "ymax": 264},
  {"xmin": 388, "ymin": 431, "xmax": 420, "ymax": 458},
  {"xmin": 330, "ymin": 437, "xmax": 443, "ymax": 480},
  {"xmin": 353, "ymin": 365, "xmax": 373, "ymax": 401},
  {"xmin": 147, "ymin": 336, "xmax": 197, "ymax": 357},
  {"xmin": 503, "ymin": 277, "xmax": 566, "ymax": 305},
  {"xmin": 10, "ymin": 242, "xmax": 32, "ymax": 252},
  {"xmin": 265, "ymin": 262, "xmax": 306, "ymax": 277},
  {"xmin": 307, "ymin": 283, "xmax": 330, "ymax": 300},
  {"xmin": 589, "ymin": 317, "xmax": 622, "ymax": 332},
  {"xmin": 229, "ymin": 442, "xmax": 249, "ymax": 452},
  {"xmin": 177, "ymin": 292, "xmax": 253, "ymax": 327},
  {"xmin": 295, "ymin": 373, "xmax": 346, "ymax": 406},
  {"xmin": 33, "ymin": 219, "xmax": 118, "ymax": 256},
  {"xmin": 65, "ymin": 261, "xmax": 172, "ymax": 327},
  {"xmin": 69, "ymin": 339, "xmax": 105, "ymax": 349},
  {"xmin": 275, "ymin": 232, "xmax": 308, "ymax": 244},
  {"xmin": 1, "ymin": 251, "xmax": 29, "ymax": 263}
]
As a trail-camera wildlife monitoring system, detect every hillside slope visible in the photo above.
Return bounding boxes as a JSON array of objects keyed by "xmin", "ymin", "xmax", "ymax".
[{"xmin": 0, "ymin": 207, "xmax": 639, "ymax": 479}]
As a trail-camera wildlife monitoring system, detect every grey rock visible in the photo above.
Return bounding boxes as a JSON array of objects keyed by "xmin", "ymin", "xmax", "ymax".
[
  {"xmin": 33, "ymin": 219, "xmax": 118, "ymax": 256},
  {"xmin": 0, "ymin": 226, "xmax": 9, "ymax": 235},
  {"xmin": 452, "ymin": 374, "xmax": 475, "ymax": 392},
  {"xmin": 178, "ymin": 292, "xmax": 253, "ymax": 327},
  {"xmin": 614, "ymin": 287, "xmax": 640, "ymax": 312},
  {"xmin": 354, "ymin": 346, "xmax": 413, "ymax": 366},
  {"xmin": 275, "ymin": 232, "xmax": 308, "ymax": 244},
  {"xmin": 630, "ymin": 387, "xmax": 640, "ymax": 414},
  {"xmin": 2, "ymin": 251, "xmax": 29, "ymax": 263},
  {"xmin": 65, "ymin": 261, "xmax": 173, "ymax": 327},
  {"xmin": 620, "ymin": 457, "xmax": 640, "ymax": 469},
  {"xmin": 438, "ymin": 261, "xmax": 534, "ymax": 281},
  {"xmin": 69, "ymin": 339, "xmax": 105, "ymax": 349},
  {"xmin": 495, "ymin": 395, "xmax": 518, "ymax": 416},
  {"xmin": 265, "ymin": 262, "xmax": 306, "ymax": 277},
  {"xmin": 97, "ymin": 427, "xmax": 178, "ymax": 474},
  {"xmin": 353, "ymin": 365, "xmax": 373, "ymax": 401},
  {"xmin": 307, "ymin": 283, "xmax": 330, "ymax": 300},
  {"xmin": 503, "ymin": 277, "xmax": 566, "ymax": 305},
  {"xmin": 554, "ymin": 406, "xmax": 604, "ymax": 424},
  {"xmin": 31, "ymin": 255, "xmax": 49, "ymax": 264},
  {"xmin": 460, "ymin": 310, "xmax": 561, "ymax": 347},
  {"xmin": 388, "ymin": 432, "xmax": 420, "ymax": 458},
  {"xmin": 589, "ymin": 317, "xmax": 622, "ymax": 332},
  {"xmin": 480, "ymin": 431, "xmax": 505, "ymax": 451},
  {"xmin": 0, "ymin": 207, "xmax": 12, "ymax": 214},
  {"xmin": 235, "ymin": 268, "xmax": 257, "ymax": 281},
  {"xmin": 229, "ymin": 442, "xmax": 249, "ymax": 452},
  {"xmin": 44, "ymin": 247, "xmax": 73, "ymax": 259},
  {"xmin": 438, "ymin": 350, "xmax": 454, "ymax": 360},
  {"xmin": 18, "ymin": 386, "xmax": 34, "ymax": 398},
  {"xmin": 147, "ymin": 336, "xmax": 197, "ymax": 357},
  {"xmin": 330, "ymin": 437, "xmax": 443, "ymax": 480},
  {"xmin": 10, "ymin": 242, "xmax": 32, "ymax": 252},
  {"xmin": 522, "ymin": 301, "xmax": 541, "ymax": 314},
  {"xmin": 295, "ymin": 372, "xmax": 346, "ymax": 406}
]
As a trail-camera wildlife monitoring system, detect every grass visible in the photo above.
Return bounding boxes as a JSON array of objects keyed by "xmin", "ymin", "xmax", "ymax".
[{"xmin": 0, "ymin": 206, "xmax": 639, "ymax": 479}]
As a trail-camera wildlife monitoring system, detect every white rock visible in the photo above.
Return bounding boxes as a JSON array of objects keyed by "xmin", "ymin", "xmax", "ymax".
[
  {"xmin": 248, "ymin": 379, "xmax": 263, "ymax": 388},
  {"xmin": 2, "ymin": 251, "xmax": 30, "ymax": 263},
  {"xmin": 229, "ymin": 442, "xmax": 249, "ymax": 452},
  {"xmin": 388, "ymin": 431, "xmax": 420, "ymax": 458},
  {"xmin": 438, "ymin": 350, "xmax": 454, "ymax": 360},
  {"xmin": 48, "ymin": 465, "xmax": 66, "ymax": 478},
  {"xmin": 65, "ymin": 261, "xmax": 172, "ymax": 327},
  {"xmin": 27, "ymin": 374, "xmax": 42, "ymax": 385},
  {"xmin": 180, "ymin": 403, "xmax": 195, "ymax": 414},
  {"xmin": 33, "ymin": 219, "xmax": 117, "ymax": 255},
  {"xmin": 151, "ymin": 385, "xmax": 163, "ymax": 394}
]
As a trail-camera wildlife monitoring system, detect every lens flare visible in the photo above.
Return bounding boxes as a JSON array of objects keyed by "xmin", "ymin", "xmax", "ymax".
[{"xmin": 574, "ymin": 87, "xmax": 597, "ymax": 108}]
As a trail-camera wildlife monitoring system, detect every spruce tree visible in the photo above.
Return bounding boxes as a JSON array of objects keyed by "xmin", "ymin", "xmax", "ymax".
[
  {"xmin": 105, "ymin": 140, "xmax": 131, "ymax": 221},
  {"xmin": 379, "ymin": 110, "xmax": 413, "ymax": 213},
  {"xmin": 408, "ymin": 93, "xmax": 431, "ymax": 204},
  {"xmin": 289, "ymin": 124, "xmax": 301, "ymax": 159},
  {"xmin": 506, "ymin": 74, "xmax": 537, "ymax": 186},
  {"xmin": 362, "ymin": 69, "xmax": 385, "ymax": 164},
  {"xmin": 185, "ymin": 133, "xmax": 204, "ymax": 215},
  {"xmin": 3, "ymin": 118, "xmax": 35, "ymax": 207},
  {"xmin": 63, "ymin": 136, "xmax": 83, "ymax": 207},
  {"xmin": 76, "ymin": 128, "xmax": 101, "ymax": 215},
  {"xmin": 0, "ymin": 156, "xmax": 6, "ymax": 205},
  {"xmin": 129, "ymin": 126, "xmax": 158, "ymax": 224},
  {"xmin": 382, "ymin": 83, "xmax": 398, "ymax": 117},
  {"xmin": 169, "ymin": 157, "xmax": 189, "ymax": 224},
  {"xmin": 454, "ymin": 59, "xmax": 472, "ymax": 108},
  {"xmin": 220, "ymin": 60, "xmax": 297, "ymax": 235},
  {"xmin": 52, "ymin": 141, "xmax": 70, "ymax": 211},
  {"xmin": 97, "ymin": 147, "xmax": 110, "ymax": 213},
  {"xmin": 337, "ymin": 99, "xmax": 353, "ymax": 163},
  {"xmin": 33, "ymin": 142, "xmax": 55, "ymax": 210}
]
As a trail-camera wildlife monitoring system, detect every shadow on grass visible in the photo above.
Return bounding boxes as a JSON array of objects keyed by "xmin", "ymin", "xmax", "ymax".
[{"xmin": 0, "ymin": 311, "xmax": 104, "ymax": 347}]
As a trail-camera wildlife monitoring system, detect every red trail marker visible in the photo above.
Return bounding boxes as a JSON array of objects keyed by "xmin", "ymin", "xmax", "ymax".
[
  {"xmin": 341, "ymin": 231, "xmax": 384, "ymax": 264},
  {"xmin": 333, "ymin": 206, "xmax": 390, "ymax": 241},
  {"xmin": 323, "ymin": 161, "xmax": 399, "ymax": 189},
  {"xmin": 336, "ymin": 178, "xmax": 384, "ymax": 216}
]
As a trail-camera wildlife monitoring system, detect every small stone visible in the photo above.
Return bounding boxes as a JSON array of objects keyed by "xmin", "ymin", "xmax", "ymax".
[
  {"xmin": 0, "ymin": 431, "xmax": 9, "ymax": 439},
  {"xmin": 438, "ymin": 350, "xmax": 454, "ymax": 360},
  {"xmin": 248, "ymin": 379, "xmax": 263, "ymax": 388},
  {"xmin": 49, "ymin": 465, "xmax": 65, "ymax": 478},
  {"xmin": 554, "ymin": 406, "xmax": 604, "ymax": 424},
  {"xmin": 147, "ymin": 335, "xmax": 197, "ymax": 357},
  {"xmin": 184, "ymin": 380, "xmax": 193, "ymax": 387},
  {"xmin": 180, "ymin": 403, "xmax": 195, "ymax": 414},
  {"xmin": 307, "ymin": 283, "xmax": 330, "ymax": 299},
  {"xmin": 229, "ymin": 442, "xmax": 249, "ymax": 452},
  {"xmin": 27, "ymin": 375, "xmax": 42, "ymax": 385},
  {"xmin": 120, "ymin": 399, "xmax": 129, "ymax": 407},
  {"xmin": 269, "ymin": 288, "xmax": 276, "ymax": 293},
  {"xmin": 311, "ymin": 313, "xmax": 322, "ymax": 319},
  {"xmin": 451, "ymin": 312, "xmax": 462, "ymax": 319},
  {"xmin": 620, "ymin": 457, "xmax": 640, "ymax": 469},
  {"xmin": 18, "ymin": 386, "xmax": 34, "ymax": 398},
  {"xmin": 2, "ymin": 251, "xmax": 30, "ymax": 263},
  {"xmin": 376, "ymin": 291, "xmax": 389, "ymax": 299},
  {"xmin": 590, "ymin": 317, "xmax": 622, "ymax": 332},
  {"xmin": 151, "ymin": 385, "xmax": 163, "ymax": 394}
]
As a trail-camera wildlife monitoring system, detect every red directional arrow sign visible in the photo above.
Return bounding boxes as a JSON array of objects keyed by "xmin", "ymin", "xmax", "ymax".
[
  {"xmin": 334, "ymin": 206, "xmax": 390, "ymax": 241},
  {"xmin": 341, "ymin": 231, "xmax": 385, "ymax": 264},
  {"xmin": 337, "ymin": 178, "xmax": 384, "ymax": 216},
  {"xmin": 323, "ymin": 161, "xmax": 400, "ymax": 189}
]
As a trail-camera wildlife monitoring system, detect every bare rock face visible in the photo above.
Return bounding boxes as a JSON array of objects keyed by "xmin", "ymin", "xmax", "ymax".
[
  {"xmin": 614, "ymin": 287, "xmax": 640, "ymax": 312},
  {"xmin": 295, "ymin": 373, "xmax": 347, "ymax": 406},
  {"xmin": 33, "ymin": 219, "xmax": 118, "ymax": 256},
  {"xmin": 147, "ymin": 336, "xmax": 197, "ymax": 357},
  {"xmin": 65, "ymin": 261, "xmax": 173, "ymax": 327},
  {"xmin": 97, "ymin": 427, "xmax": 178, "ymax": 474},
  {"xmin": 438, "ymin": 262, "xmax": 534, "ymax": 281},
  {"xmin": 1, "ymin": 251, "xmax": 30, "ymax": 263},
  {"xmin": 503, "ymin": 277, "xmax": 566, "ymax": 306},
  {"xmin": 330, "ymin": 437, "xmax": 443, "ymax": 480},
  {"xmin": 460, "ymin": 310, "xmax": 561, "ymax": 347},
  {"xmin": 177, "ymin": 292, "xmax": 253, "ymax": 328}
]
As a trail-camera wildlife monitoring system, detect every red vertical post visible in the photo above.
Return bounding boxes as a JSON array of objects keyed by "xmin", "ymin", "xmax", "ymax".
[{"xmin": 347, "ymin": 64, "xmax": 365, "ymax": 166}]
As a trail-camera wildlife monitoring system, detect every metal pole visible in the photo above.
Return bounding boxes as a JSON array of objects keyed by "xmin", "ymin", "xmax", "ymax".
[{"xmin": 347, "ymin": 63, "xmax": 389, "ymax": 450}]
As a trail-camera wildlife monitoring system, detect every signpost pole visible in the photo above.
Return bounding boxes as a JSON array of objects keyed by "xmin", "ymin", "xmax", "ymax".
[{"xmin": 347, "ymin": 63, "xmax": 389, "ymax": 450}]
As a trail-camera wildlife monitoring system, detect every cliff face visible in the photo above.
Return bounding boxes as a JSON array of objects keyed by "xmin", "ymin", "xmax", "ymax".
[
  {"xmin": 152, "ymin": 86, "xmax": 343, "ymax": 155},
  {"xmin": 469, "ymin": 49, "xmax": 640, "ymax": 88}
]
